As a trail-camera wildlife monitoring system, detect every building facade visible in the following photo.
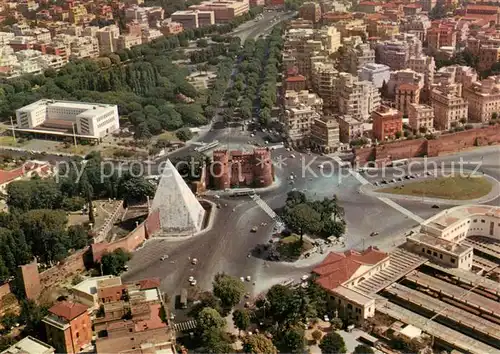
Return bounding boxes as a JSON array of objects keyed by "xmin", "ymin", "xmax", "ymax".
[
  {"xmin": 463, "ymin": 75, "xmax": 500, "ymax": 123},
  {"xmin": 372, "ymin": 105, "xmax": 403, "ymax": 141},
  {"xmin": 408, "ymin": 103, "xmax": 434, "ymax": 132}
]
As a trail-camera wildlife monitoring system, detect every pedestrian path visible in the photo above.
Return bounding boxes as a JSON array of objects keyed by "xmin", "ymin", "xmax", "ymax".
[
  {"xmin": 174, "ymin": 319, "xmax": 197, "ymax": 332},
  {"xmin": 250, "ymin": 194, "xmax": 284, "ymax": 227}
]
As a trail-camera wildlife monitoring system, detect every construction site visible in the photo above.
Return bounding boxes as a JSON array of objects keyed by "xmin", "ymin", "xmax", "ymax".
[{"xmin": 315, "ymin": 205, "xmax": 500, "ymax": 354}]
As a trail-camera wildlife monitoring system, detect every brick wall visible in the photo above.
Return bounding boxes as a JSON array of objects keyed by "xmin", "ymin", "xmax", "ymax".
[
  {"xmin": 92, "ymin": 222, "xmax": 147, "ymax": 262},
  {"xmin": 39, "ymin": 249, "xmax": 88, "ymax": 291},
  {"xmin": 354, "ymin": 125, "xmax": 500, "ymax": 163},
  {"xmin": 18, "ymin": 262, "xmax": 41, "ymax": 299}
]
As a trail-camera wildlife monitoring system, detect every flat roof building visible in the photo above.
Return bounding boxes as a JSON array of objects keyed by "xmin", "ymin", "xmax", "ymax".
[
  {"xmin": 189, "ymin": 0, "xmax": 248, "ymax": 23},
  {"xmin": 15, "ymin": 99, "xmax": 119, "ymax": 140},
  {"xmin": 1, "ymin": 336, "xmax": 54, "ymax": 354}
]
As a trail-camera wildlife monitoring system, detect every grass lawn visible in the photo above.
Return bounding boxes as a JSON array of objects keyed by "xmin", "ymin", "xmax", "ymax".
[
  {"xmin": 377, "ymin": 175, "xmax": 493, "ymax": 200},
  {"xmin": 278, "ymin": 234, "xmax": 314, "ymax": 261},
  {"xmin": 0, "ymin": 136, "xmax": 26, "ymax": 147},
  {"xmin": 158, "ymin": 131, "xmax": 177, "ymax": 141}
]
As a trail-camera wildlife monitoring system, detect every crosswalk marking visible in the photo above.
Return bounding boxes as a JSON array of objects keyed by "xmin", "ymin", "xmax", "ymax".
[
  {"xmin": 250, "ymin": 194, "xmax": 284, "ymax": 228},
  {"xmin": 378, "ymin": 197, "xmax": 424, "ymax": 223},
  {"xmin": 174, "ymin": 320, "xmax": 198, "ymax": 332}
]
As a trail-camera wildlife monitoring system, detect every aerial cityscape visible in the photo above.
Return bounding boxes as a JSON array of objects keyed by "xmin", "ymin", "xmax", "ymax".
[{"xmin": 0, "ymin": 0, "xmax": 498, "ymax": 353}]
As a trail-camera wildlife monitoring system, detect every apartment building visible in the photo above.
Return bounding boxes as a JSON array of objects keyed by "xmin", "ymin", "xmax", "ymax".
[
  {"xmin": 43, "ymin": 301, "xmax": 92, "ymax": 354},
  {"xmin": 400, "ymin": 15, "xmax": 431, "ymax": 43},
  {"xmin": 431, "ymin": 84, "xmax": 468, "ymax": 130},
  {"xmin": 463, "ymin": 75, "xmax": 500, "ymax": 123},
  {"xmin": 387, "ymin": 69, "xmax": 424, "ymax": 98},
  {"xmin": 160, "ymin": 20, "xmax": 184, "ymax": 35},
  {"xmin": 68, "ymin": 36, "xmax": 100, "ymax": 59},
  {"xmin": 408, "ymin": 54, "xmax": 435, "ymax": 102},
  {"xmin": 116, "ymin": 34, "xmax": 142, "ymax": 51},
  {"xmin": 338, "ymin": 73, "xmax": 381, "ymax": 121},
  {"xmin": 434, "ymin": 65, "xmax": 478, "ymax": 91},
  {"xmin": 376, "ymin": 33, "xmax": 422, "ymax": 71},
  {"xmin": 310, "ymin": 116, "xmax": 340, "ymax": 153},
  {"xmin": 340, "ymin": 37, "xmax": 375, "ymax": 75},
  {"xmin": 285, "ymin": 90, "xmax": 323, "ymax": 113},
  {"xmin": 396, "ymin": 84, "xmax": 421, "ymax": 116},
  {"xmin": 372, "ymin": 105, "xmax": 403, "ymax": 141},
  {"xmin": 284, "ymin": 105, "xmax": 322, "ymax": 147},
  {"xmin": 312, "ymin": 61, "xmax": 339, "ymax": 111},
  {"xmin": 427, "ymin": 22, "xmax": 457, "ymax": 52},
  {"xmin": 337, "ymin": 115, "xmax": 364, "ymax": 143},
  {"xmin": 408, "ymin": 103, "xmax": 434, "ymax": 132},
  {"xmin": 466, "ymin": 34, "xmax": 500, "ymax": 72},
  {"xmin": 358, "ymin": 63, "xmax": 391, "ymax": 89},
  {"xmin": 125, "ymin": 5, "xmax": 148, "ymax": 24},
  {"xmin": 95, "ymin": 25, "xmax": 120, "ymax": 54},
  {"xmin": 299, "ymin": 2, "xmax": 322, "ymax": 23},
  {"xmin": 189, "ymin": 0, "xmax": 248, "ymax": 23}
]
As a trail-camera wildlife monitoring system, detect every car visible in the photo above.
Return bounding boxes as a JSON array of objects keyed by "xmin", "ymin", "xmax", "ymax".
[
  {"xmin": 191, "ymin": 258, "xmax": 198, "ymax": 265},
  {"xmin": 160, "ymin": 255, "xmax": 168, "ymax": 261},
  {"xmin": 216, "ymin": 203, "xmax": 221, "ymax": 209},
  {"xmin": 251, "ymin": 226, "xmax": 258, "ymax": 232},
  {"xmin": 391, "ymin": 179, "xmax": 397, "ymax": 183},
  {"xmin": 188, "ymin": 276, "xmax": 194, "ymax": 282},
  {"xmin": 290, "ymin": 154, "xmax": 296, "ymax": 158},
  {"xmin": 246, "ymin": 276, "xmax": 252, "ymax": 281},
  {"xmin": 405, "ymin": 175, "xmax": 411, "ymax": 179},
  {"xmin": 426, "ymin": 171, "xmax": 432, "ymax": 176},
  {"xmin": 214, "ymin": 195, "xmax": 221, "ymax": 199},
  {"xmin": 381, "ymin": 180, "xmax": 387, "ymax": 184},
  {"xmin": 324, "ymin": 315, "xmax": 330, "ymax": 322},
  {"xmin": 240, "ymin": 277, "xmax": 245, "ymax": 282},
  {"xmin": 190, "ymin": 279, "xmax": 197, "ymax": 286},
  {"xmin": 374, "ymin": 182, "xmax": 380, "ymax": 186},
  {"xmin": 370, "ymin": 231, "xmax": 379, "ymax": 237},
  {"xmin": 301, "ymin": 274, "xmax": 309, "ymax": 281},
  {"xmin": 432, "ymin": 204, "xmax": 440, "ymax": 209},
  {"xmin": 397, "ymin": 177, "xmax": 404, "ymax": 182},
  {"xmin": 170, "ymin": 313, "xmax": 175, "ymax": 320}
]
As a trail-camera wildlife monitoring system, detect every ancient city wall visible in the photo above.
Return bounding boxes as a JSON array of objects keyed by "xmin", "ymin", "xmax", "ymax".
[
  {"xmin": 354, "ymin": 126, "xmax": 500, "ymax": 164},
  {"xmin": 39, "ymin": 248, "xmax": 88, "ymax": 290}
]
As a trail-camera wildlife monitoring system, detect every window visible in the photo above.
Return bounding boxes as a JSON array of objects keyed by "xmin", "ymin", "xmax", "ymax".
[
  {"xmin": 481, "ymin": 219, "xmax": 485, "ymax": 223},
  {"xmin": 439, "ymin": 254, "xmax": 443, "ymax": 259},
  {"xmin": 422, "ymin": 248, "xmax": 425, "ymax": 253},
  {"xmin": 427, "ymin": 250, "xmax": 431, "ymax": 255},
  {"xmin": 451, "ymin": 258, "xmax": 455, "ymax": 263},
  {"xmin": 433, "ymin": 252, "xmax": 437, "ymax": 257}
]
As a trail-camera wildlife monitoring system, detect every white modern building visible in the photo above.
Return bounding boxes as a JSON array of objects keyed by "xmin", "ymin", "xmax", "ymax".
[
  {"xmin": 358, "ymin": 63, "xmax": 391, "ymax": 89},
  {"xmin": 15, "ymin": 99, "xmax": 119, "ymax": 140}
]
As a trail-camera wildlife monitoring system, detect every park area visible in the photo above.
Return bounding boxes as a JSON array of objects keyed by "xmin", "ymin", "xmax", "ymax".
[{"xmin": 378, "ymin": 175, "xmax": 493, "ymax": 200}]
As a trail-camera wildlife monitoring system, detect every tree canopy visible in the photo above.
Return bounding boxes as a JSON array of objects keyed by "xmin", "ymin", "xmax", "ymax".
[
  {"xmin": 212, "ymin": 273, "xmax": 246, "ymax": 309},
  {"xmin": 100, "ymin": 248, "xmax": 132, "ymax": 276},
  {"xmin": 319, "ymin": 332, "xmax": 347, "ymax": 354},
  {"xmin": 243, "ymin": 333, "xmax": 277, "ymax": 354}
]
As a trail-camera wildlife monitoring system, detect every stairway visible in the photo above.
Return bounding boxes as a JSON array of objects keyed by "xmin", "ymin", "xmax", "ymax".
[{"xmin": 355, "ymin": 248, "xmax": 427, "ymax": 295}]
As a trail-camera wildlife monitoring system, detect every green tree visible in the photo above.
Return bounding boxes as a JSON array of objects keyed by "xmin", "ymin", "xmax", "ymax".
[
  {"xmin": 19, "ymin": 300, "xmax": 48, "ymax": 339},
  {"xmin": 176, "ymin": 127, "xmax": 194, "ymax": 141},
  {"xmin": 232, "ymin": 309, "xmax": 250, "ymax": 333},
  {"xmin": 242, "ymin": 333, "xmax": 277, "ymax": 354},
  {"xmin": 286, "ymin": 203, "xmax": 321, "ymax": 241},
  {"xmin": 395, "ymin": 131, "xmax": 402, "ymax": 139},
  {"xmin": 0, "ymin": 312, "xmax": 18, "ymax": 332},
  {"xmin": 201, "ymin": 328, "xmax": 233, "ymax": 353},
  {"xmin": 319, "ymin": 332, "xmax": 346, "ymax": 354},
  {"xmin": 354, "ymin": 344, "xmax": 375, "ymax": 354},
  {"xmin": 100, "ymin": 248, "xmax": 131, "ymax": 275},
  {"xmin": 67, "ymin": 225, "xmax": 88, "ymax": 250},
  {"xmin": 213, "ymin": 273, "xmax": 245, "ymax": 309},
  {"xmin": 117, "ymin": 174, "xmax": 155, "ymax": 204},
  {"xmin": 197, "ymin": 307, "xmax": 226, "ymax": 332},
  {"xmin": 7, "ymin": 179, "xmax": 62, "ymax": 211},
  {"xmin": 0, "ymin": 256, "xmax": 9, "ymax": 282},
  {"xmin": 61, "ymin": 196, "xmax": 86, "ymax": 211},
  {"xmin": 280, "ymin": 327, "xmax": 305, "ymax": 353},
  {"xmin": 492, "ymin": 112, "xmax": 498, "ymax": 120}
]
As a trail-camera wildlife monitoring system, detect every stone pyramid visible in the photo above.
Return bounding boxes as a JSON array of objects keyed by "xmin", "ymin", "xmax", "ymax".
[{"xmin": 151, "ymin": 159, "xmax": 206, "ymax": 234}]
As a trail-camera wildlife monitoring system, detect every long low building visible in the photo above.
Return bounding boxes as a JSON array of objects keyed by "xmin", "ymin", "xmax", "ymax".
[{"xmin": 15, "ymin": 99, "xmax": 120, "ymax": 140}]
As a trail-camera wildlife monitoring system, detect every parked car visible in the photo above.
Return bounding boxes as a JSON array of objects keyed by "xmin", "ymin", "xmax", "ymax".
[
  {"xmin": 370, "ymin": 231, "xmax": 379, "ymax": 237},
  {"xmin": 191, "ymin": 258, "xmax": 198, "ymax": 265},
  {"xmin": 251, "ymin": 226, "xmax": 258, "ymax": 232},
  {"xmin": 432, "ymin": 204, "xmax": 440, "ymax": 209},
  {"xmin": 160, "ymin": 255, "xmax": 168, "ymax": 261}
]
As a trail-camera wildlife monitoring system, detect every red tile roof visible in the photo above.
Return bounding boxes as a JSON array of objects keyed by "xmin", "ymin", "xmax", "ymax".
[
  {"xmin": 286, "ymin": 75, "xmax": 306, "ymax": 82},
  {"xmin": 49, "ymin": 301, "xmax": 88, "ymax": 321},
  {"xmin": 0, "ymin": 166, "xmax": 25, "ymax": 185},
  {"xmin": 138, "ymin": 278, "xmax": 161, "ymax": 290},
  {"xmin": 313, "ymin": 247, "xmax": 387, "ymax": 290}
]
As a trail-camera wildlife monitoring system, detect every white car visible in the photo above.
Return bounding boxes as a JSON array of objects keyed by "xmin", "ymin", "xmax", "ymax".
[
  {"xmin": 190, "ymin": 279, "xmax": 197, "ymax": 286},
  {"xmin": 160, "ymin": 255, "xmax": 168, "ymax": 261},
  {"xmin": 301, "ymin": 274, "xmax": 309, "ymax": 281},
  {"xmin": 240, "ymin": 277, "xmax": 245, "ymax": 282},
  {"xmin": 246, "ymin": 276, "xmax": 252, "ymax": 282},
  {"xmin": 324, "ymin": 315, "xmax": 330, "ymax": 322},
  {"xmin": 191, "ymin": 258, "xmax": 198, "ymax": 265},
  {"xmin": 188, "ymin": 276, "xmax": 194, "ymax": 282}
]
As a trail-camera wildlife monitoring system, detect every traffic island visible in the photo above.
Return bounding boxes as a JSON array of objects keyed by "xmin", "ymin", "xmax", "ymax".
[{"xmin": 376, "ymin": 175, "xmax": 493, "ymax": 201}]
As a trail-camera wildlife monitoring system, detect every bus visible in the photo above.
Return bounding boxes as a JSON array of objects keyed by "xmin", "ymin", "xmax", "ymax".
[
  {"xmin": 180, "ymin": 288, "xmax": 188, "ymax": 309},
  {"xmin": 230, "ymin": 188, "xmax": 255, "ymax": 197}
]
